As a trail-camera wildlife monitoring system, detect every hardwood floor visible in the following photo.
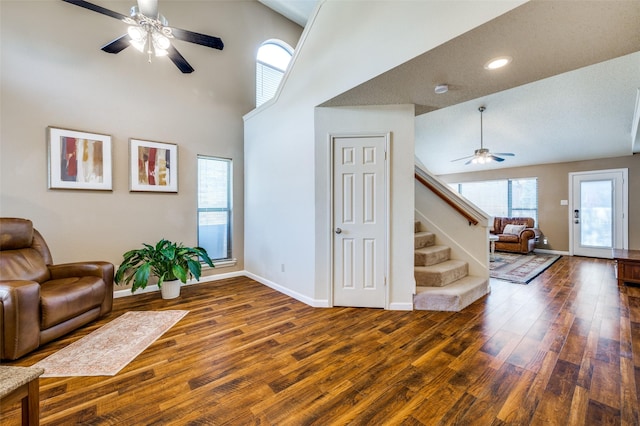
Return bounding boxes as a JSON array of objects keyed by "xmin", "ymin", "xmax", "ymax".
[{"xmin": 1, "ymin": 256, "xmax": 639, "ymax": 425}]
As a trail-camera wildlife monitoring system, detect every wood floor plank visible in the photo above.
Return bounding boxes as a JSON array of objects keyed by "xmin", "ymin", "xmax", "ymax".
[
  {"xmin": 496, "ymin": 368, "xmax": 537, "ymax": 423},
  {"xmin": 1, "ymin": 256, "xmax": 639, "ymax": 425},
  {"xmin": 590, "ymin": 358, "xmax": 622, "ymax": 410},
  {"xmin": 620, "ymin": 356, "xmax": 640, "ymax": 425},
  {"xmin": 568, "ymin": 384, "xmax": 590, "ymax": 425}
]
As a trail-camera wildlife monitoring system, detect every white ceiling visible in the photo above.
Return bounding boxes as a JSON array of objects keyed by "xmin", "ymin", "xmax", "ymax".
[
  {"xmin": 258, "ymin": 0, "xmax": 316, "ymax": 27},
  {"xmin": 415, "ymin": 52, "xmax": 639, "ymax": 174},
  {"xmin": 262, "ymin": 0, "xmax": 640, "ymax": 175}
]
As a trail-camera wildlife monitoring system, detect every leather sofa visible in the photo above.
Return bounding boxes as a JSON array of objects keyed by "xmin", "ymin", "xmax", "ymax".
[
  {"xmin": 491, "ymin": 217, "xmax": 540, "ymax": 254},
  {"xmin": 0, "ymin": 218, "xmax": 114, "ymax": 360}
]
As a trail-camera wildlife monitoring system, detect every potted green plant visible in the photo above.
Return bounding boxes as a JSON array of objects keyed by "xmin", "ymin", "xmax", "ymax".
[{"xmin": 115, "ymin": 239, "xmax": 215, "ymax": 299}]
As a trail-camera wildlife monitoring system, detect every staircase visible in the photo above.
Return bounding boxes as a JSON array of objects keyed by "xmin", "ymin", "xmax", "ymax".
[{"xmin": 413, "ymin": 221, "xmax": 490, "ymax": 311}]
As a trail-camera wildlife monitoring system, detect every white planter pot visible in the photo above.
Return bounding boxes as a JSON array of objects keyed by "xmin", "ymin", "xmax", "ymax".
[{"xmin": 160, "ymin": 280, "xmax": 181, "ymax": 299}]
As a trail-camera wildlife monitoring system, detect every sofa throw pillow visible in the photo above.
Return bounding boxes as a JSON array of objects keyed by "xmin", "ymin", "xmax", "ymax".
[{"xmin": 503, "ymin": 224, "xmax": 526, "ymax": 235}]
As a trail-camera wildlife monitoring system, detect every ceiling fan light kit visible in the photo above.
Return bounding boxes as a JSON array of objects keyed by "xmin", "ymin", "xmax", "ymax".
[
  {"xmin": 470, "ymin": 148, "xmax": 492, "ymax": 164},
  {"xmin": 61, "ymin": 0, "xmax": 224, "ymax": 73},
  {"xmin": 451, "ymin": 106, "xmax": 515, "ymax": 165},
  {"xmin": 125, "ymin": 7, "xmax": 171, "ymax": 59}
]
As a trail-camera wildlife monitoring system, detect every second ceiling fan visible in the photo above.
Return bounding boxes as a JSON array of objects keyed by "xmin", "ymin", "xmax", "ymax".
[
  {"xmin": 451, "ymin": 106, "xmax": 515, "ymax": 165},
  {"xmin": 62, "ymin": 0, "xmax": 224, "ymax": 73}
]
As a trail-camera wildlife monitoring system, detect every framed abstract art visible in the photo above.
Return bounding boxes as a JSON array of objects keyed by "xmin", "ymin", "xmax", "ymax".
[
  {"xmin": 129, "ymin": 139, "xmax": 178, "ymax": 192},
  {"xmin": 47, "ymin": 127, "xmax": 113, "ymax": 190}
]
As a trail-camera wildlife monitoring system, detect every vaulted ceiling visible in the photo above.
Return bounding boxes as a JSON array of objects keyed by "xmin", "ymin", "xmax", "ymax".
[
  {"xmin": 262, "ymin": 0, "xmax": 640, "ymax": 175},
  {"xmin": 258, "ymin": 0, "xmax": 316, "ymax": 27}
]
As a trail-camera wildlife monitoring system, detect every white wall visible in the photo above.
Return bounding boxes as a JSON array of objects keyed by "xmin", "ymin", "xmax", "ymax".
[
  {"xmin": 0, "ymin": 1, "xmax": 302, "ymax": 283},
  {"xmin": 244, "ymin": 104, "xmax": 318, "ymax": 303},
  {"xmin": 414, "ymin": 180, "xmax": 490, "ymax": 278},
  {"xmin": 244, "ymin": 0, "xmax": 525, "ymax": 307},
  {"xmin": 315, "ymin": 105, "xmax": 416, "ymax": 309}
]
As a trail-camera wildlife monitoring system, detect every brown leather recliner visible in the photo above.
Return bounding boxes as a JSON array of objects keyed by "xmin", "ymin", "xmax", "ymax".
[
  {"xmin": 492, "ymin": 217, "xmax": 540, "ymax": 254},
  {"xmin": 0, "ymin": 218, "xmax": 114, "ymax": 360}
]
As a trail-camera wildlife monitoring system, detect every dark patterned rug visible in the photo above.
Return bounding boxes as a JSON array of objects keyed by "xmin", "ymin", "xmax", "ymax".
[{"xmin": 490, "ymin": 252, "xmax": 561, "ymax": 284}]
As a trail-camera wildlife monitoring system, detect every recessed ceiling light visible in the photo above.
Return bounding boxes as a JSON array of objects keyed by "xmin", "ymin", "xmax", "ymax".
[
  {"xmin": 484, "ymin": 56, "xmax": 512, "ymax": 70},
  {"xmin": 434, "ymin": 84, "xmax": 449, "ymax": 94}
]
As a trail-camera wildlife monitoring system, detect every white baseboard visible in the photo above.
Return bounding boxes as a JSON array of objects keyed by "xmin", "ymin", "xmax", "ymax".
[
  {"xmin": 243, "ymin": 271, "xmax": 330, "ymax": 308},
  {"xmin": 113, "ymin": 270, "xmax": 245, "ymax": 299},
  {"xmin": 114, "ymin": 270, "xmax": 411, "ymax": 311},
  {"xmin": 388, "ymin": 302, "xmax": 413, "ymax": 311},
  {"xmin": 534, "ymin": 249, "xmax": 570, "ymax": 256}
]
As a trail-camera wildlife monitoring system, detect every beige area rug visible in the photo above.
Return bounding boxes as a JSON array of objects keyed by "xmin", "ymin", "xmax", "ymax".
[
  {"xmin": 490, "ymin": 252, "xmax": 561, "ymax": 284},
  {"xmin": 33, "ymin": 310, "xmax": 188, "ymax": 377}
]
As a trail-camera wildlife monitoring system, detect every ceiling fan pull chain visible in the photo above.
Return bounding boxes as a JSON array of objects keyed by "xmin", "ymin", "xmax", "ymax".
[
  {"xmin": 147, "ymin": 33, "xmax": 153, "ymax": 62},
  {"xmin": 479, "ymin": 106, "xmax": 485, "ymax": 149}
]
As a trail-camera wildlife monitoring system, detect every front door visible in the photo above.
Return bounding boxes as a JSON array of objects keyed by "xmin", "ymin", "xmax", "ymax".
[
  {"xmin": 332, "ymin": 135, "xmax": 387, "ymax": 308},
  {"xmin": 570, "ymin": 169, "xmax": 628, "ymax": 258}
]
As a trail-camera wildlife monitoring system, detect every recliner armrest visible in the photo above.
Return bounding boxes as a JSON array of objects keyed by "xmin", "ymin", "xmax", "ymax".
[
  {"xmin": 48, "ymin": 262, "xmax": 114, "ymax": 316},
  {"xmin": 0, "ymin": 280, "xmax": 41, "ymax": 360},
  {"xmin": 49, "ymin": 261, "xmax": 112, "ymax": 280},
  {"xmin": 519, "ymin": 228, "xmax": 540, "ymax": 240}
]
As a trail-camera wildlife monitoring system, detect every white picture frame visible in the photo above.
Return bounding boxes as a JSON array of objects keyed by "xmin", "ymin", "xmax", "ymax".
[
  {"xmin": 129, "ymin": 138, "xmax": 178, "ymax": 193},
  {"xmin": 47, "ymin": 126, "xmax": 113, "ymax": 191}
]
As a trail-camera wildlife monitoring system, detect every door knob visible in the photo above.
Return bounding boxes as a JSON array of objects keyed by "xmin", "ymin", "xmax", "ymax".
[{"xmin": 335, "ymin": 228, "xmax": 342, "ymax": 234}]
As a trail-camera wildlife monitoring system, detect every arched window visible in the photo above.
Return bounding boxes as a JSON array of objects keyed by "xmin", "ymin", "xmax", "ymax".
[{"xmin": 256, "ymin": 40, "xmax": 293, "ymax": 107}]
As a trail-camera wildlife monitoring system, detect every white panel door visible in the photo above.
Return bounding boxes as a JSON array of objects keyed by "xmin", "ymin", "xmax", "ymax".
[
  {"xmin": 333, "ymin": 135, "xmax": 387, "ymax": 308},
  {"xmin": 570, "ymin": 169, "xmax": 628, "ymax": 258}
]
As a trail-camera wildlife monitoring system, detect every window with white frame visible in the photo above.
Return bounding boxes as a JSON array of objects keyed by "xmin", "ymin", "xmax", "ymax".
[
  {"xmin": 449, "ymin": 177, "xmax": 538, "ymax": 225},
  {"xmin": 256, "ymin": 40, "xmax": 293, "ymax": 107},
  {"xmin": 197, "ymin": 156, "xmax": 232, "ymax": 261}
]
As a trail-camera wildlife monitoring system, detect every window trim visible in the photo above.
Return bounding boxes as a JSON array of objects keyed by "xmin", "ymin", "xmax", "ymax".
[
  {"xmin": 256, "ymin": 39, "xmax": 293, "ymax": 107},
  {"xmin": 197, "ymin": 155, "xmax": 233, "ymax": 262},
  {"xmin": 257, "ymin": 40, "xmax": 293, "ymax": 71}
]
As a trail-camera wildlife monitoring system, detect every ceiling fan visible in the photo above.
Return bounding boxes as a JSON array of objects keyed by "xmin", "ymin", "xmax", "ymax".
[
  {"xmin": 451, "ymin": 106, "xmax": 515, "ymax": 165},
  {"xmin": 61, "ymin": 0, "xmax": 224, "ymax": 73}
]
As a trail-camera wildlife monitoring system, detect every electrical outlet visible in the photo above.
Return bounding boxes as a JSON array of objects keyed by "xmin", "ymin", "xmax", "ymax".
[
  {"xmin": 543, "ymin": 238, "xmax": 548, "ymax": 245},
  {"xmin": 281, "ymin": 264, "xmax": 285, "ymax": 272}
]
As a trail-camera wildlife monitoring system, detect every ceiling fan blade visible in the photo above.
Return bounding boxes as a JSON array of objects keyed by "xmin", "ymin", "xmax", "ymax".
[
  {"xmin": 101, "ymin": 34, "xmax": 131, "ymax": 54},
  {"xmin": 489, "ymin": 155, "xmax": 505, "ymax": 162},
  {"xmin": 451, "ymin": 154, "xmax": 475, "ymax": 162},
  {"xmin": 167, "ymin": 45, "xmax": 195, "ymax": 73},
  {"xmin": 465, "ymin": 158, "xmax": 475, "ymax": 165},
  {"xmin": 137, "ymin": 0, "xmax": 158, "ymax": 18},
  {"xmin": 61, "ymin": 0, "xmax": 127, "ymax": 20},
  {"xmin": 493, "ymin": 152, "xmax": 515, "ymax": 157},
  {"xmin": 170, "ymin": 27, "xmax": 224, "ymax": 50}
]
